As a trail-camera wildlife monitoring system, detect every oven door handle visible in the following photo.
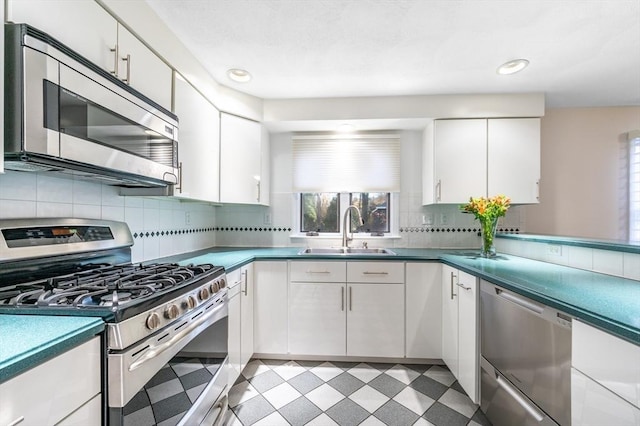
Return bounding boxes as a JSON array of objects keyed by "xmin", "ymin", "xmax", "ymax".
[{"xmin": 128, "ymin": 302, "xmax": 225, "ymax": 372}]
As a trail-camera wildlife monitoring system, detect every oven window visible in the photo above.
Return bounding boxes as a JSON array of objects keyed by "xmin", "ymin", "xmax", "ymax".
[{"xmin": 44, "ymin": 80, "xmax": 176, "ymax": 167}]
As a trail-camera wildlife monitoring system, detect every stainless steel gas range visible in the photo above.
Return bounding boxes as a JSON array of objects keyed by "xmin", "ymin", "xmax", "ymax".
[{"xmin": 0, "ymin": 218, "xmax": 229, "ymax": 426}]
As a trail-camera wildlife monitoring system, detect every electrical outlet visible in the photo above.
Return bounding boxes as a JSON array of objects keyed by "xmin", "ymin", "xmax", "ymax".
[
  {"xmin": 440, "ymin": 213, "xmax": 449, "ymax": 225},
  {"xmin": 264, "ymin": 213, "xmax": 272, "ymax": 225},
  {"xmin": 185, "ymin": 212, "xmax": 191, "ymax": 226},
  {"xmin": 547, "ymin": 244, "xmax": 562, "ymax": 256},
  {"xmin": 422, "ymin": 213, "xmax": 434, "ymax": 226}
]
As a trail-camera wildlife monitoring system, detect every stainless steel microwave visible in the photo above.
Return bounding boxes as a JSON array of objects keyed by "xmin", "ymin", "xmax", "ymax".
[{"xmin": 4, "ymin": 24, "xmax": 179, "ymax": 188}]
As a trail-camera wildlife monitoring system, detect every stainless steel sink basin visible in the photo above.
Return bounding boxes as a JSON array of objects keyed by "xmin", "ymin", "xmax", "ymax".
[{"xmin": 298, "ymin": 247, "xmax": 396, "ymax": 255}]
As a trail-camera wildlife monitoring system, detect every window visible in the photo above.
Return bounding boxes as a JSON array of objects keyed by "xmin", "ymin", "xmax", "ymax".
[
  {"xmin": 301, "ymin": 193, "xmax": 340, "ymax": 233},
  {"xmin": 630, "ymin": 132, "xmax": 640, "ymax": 241},
  {"xmin": 350, "ymin": 192, "xmax": 390, "ymax": 233}
]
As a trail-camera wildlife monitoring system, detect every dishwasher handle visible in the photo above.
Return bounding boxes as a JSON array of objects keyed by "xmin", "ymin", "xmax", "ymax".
[
  {"xmin": 495, "ymin": 287, "xmax": 544, "ymax": 315},
  {"xmin": 496, "ymin": 374, "xmax": 545, "ymax": 422}
]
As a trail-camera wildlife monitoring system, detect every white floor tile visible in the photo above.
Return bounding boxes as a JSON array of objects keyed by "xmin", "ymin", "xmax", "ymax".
[
  {"xmin": 393, "ymin": 387, "xmax": 435, "ymax": 415},
  {"xmin": 222, "ymin": 409, "xmax": 243, "ymax": 426},
  {"xmin": 310, "ymin": 362, "xmax": 344, "ymax": 382},
  {"xmin": 272, "ymin": 360, "xmax": 306, "ymax": 380},
  {"xmin": 438, "ymin": 388, "xmax": 478, "ymax": 418},
  {"xmin": 253, "ymin": 411, "xmax": 291, "ymax": 426},
  {"xmin": 242, "ymin": 359, "xmax": 271, "ymax": 379},
  {"xmin": 228, "ymin": 381, "xmax": 260, "ymax": 408},
  {"xmin": 305, "ymin": 383, "xmax": 345, "ymax": 411},
  {"xmin": 349, "ymin": 385, "xmax": 389, "ymax": 413},
  {"xmin": 359, "ymin": 415, "xmax": 386, "ymax": 425},
  {"xmin": 384, "ymin": 364, "xmax": 420, "ymax": 385},
  {"xmin": 348, "ymin": 363, "xmax": 383, "ymax": 383},
  {"xmin": 261, "ymin": 382, "xmax": 303, "ymax": 409},
  {"xmin": 306, "ymin": 413, "xmax": 339, "ymax": 426},
  {"xmin": 413, "ymin": 417, "xmax": 436, "ymax": 425},
  {"xmin": 423, "ymin": 365, "xmax": 456, "ymax": 386}
]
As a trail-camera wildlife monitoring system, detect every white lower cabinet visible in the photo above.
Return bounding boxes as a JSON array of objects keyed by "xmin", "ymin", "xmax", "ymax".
[
  {"xmin": 441, "ymin": 264, "xmax": 479, "ymax": 403},
  {"xmin": 571, "ymin": 320, "xmax": 640, "ymax": 425},
  {"xmin": 288, "ymin": 261, "xmax": 405, "ymax": 358},
  {"xmin": 0, "ymin": 336, "xmax": 102, "ymax": 426},
  {"xmin": 253, "ymin": 261, "xmax": 289, "ymax": 355},
  {"xmin": 227, "ymin": 264, "xmax": 254, "ymax": 386},
  {"xmin": 405, "ymin": 262, "xmax": 442, "ymax": 359}
]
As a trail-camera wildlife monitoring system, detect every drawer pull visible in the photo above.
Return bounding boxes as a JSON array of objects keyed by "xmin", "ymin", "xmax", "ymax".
[
  {"xmin": 341, "ymin": 287, "xmax": 345, "ymax": 311},
  {"xmin": 450, "ymin": 272, "xmax": 457, "ymax": 300},
  {"xmin": 306, "ymin": 270, "xmax": 330, "ymax": 274},
  {"xmin": 456, "ymin": 282, "xmax": 471, "ymax": 291},
  {"xmin": 7, "ymin": 416, "xmax": 25, "ymax": 426},
  {"xmin": 362, "ymin": 271, "xmax": 389, "ymax": 275}
]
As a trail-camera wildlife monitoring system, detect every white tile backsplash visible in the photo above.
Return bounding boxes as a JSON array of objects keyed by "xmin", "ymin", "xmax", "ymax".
[
  {"xmin": 623, "ymin": 253, "xmax": 640, "ymax": 280},
  {"xmin": 592, "ymin": 250, "xmax": 624, "ymax": 277},
  {"xmin": 568, "ymin": 246, "xmax": 594, "ymax": 270}
]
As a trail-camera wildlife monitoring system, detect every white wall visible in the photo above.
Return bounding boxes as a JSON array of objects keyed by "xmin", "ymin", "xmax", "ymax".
[
  {"xmin": 524, "ymin": 107, "xmax": 640, "ymax": 240},
  {"xmin": 0, "ymin": 172, "xmax": 217, "ymax": 262}
]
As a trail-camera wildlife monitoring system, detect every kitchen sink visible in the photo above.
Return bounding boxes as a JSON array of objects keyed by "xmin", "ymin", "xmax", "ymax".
[{"xmin": 298, "ymin": 247, "xmax": 396, "ymax": 255}]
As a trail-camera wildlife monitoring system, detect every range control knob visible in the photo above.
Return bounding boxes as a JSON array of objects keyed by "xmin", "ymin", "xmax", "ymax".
[
  {"xmin": 146, "ymin": 312, "xmax": 161, "ymax": 330},
  {"xmin": 198, "ymin": 287, "xmax": 210, "ymax": 301},
  {"xmin": 164, "ymin": 304, "xmax": 180, "ymax": 320},
  {"xmin": 219, "ymin": 278, "xmax": 226, "ymax": 288},
  {"xmin": 210, "ymin": 282, "xmax": 220, "ymax": 294},
  {"xmin": 183, "ymin": 296, "xmax": 196, "ymax": 310}
]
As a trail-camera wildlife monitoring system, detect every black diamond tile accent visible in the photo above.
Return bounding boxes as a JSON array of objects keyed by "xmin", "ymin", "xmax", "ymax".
[
  {"xmin": 133, "ymin": 233, "xmax": 139, "ymax": 238},
  {"xmin": 145, "ymin": 232, "xmax": 149, "ymax": 237}
]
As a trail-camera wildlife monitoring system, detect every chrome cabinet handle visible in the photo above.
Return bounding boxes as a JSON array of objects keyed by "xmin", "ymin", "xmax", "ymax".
[
  {"xmin": 349, "ymin": 286, "xmax": 352, "ymax": 311},
  {"xmin": 456, "ymin": 282, "xmax": 471, "ymax": 291},
  {"xmin": 496, "ymin": 374, "xmax": 544, "ymax": 421},
  {"xmin": 256, "ymin": 180, "xmax": 261, "ymax": 203},
  {"xmin": 211, "ymin": 395, "xmax": 229, "ymax": 426},
  {"xmin": 306, "ymin": 270, "xmax": 330, "ymax": 274},
  {"xmin": 121, "ymin": 53, "xmax": 131, "ymax": 84},
  {"xmin": 341, "ymin": 287, "xmax": 345, "ymax": 311},
  {"xmin": 242, "ymin": 271, "xmax": 248, "ymax": 296},
  {"xmin": 436, "ymin": 179, "xmax": 442, "ymax": 202},
  {"xmin": 363, "ymin": 271, "xmax": 389, "ymax": 275},
  {"xmin": 536, "ymin": 179, "xmax": 540, "ymax": 201},
  {"xmin": 176, "ymin": 161, "xmax": 183, "ymax": 193},
  {"xmin": 7, "ymin": 416, "xmax": 25, "ymax": 426},
  {"xmin": 450, "ymin": 272, "xmax": 457, "ymax": 299},
  {"xmin": 109, "ymin": 45, "xmax": 119, "ymax": 76}
]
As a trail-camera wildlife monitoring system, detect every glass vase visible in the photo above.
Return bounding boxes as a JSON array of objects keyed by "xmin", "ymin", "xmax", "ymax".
[{"xmin": 479, "ymin": 217, "xmax": 499, "ymax": 258}]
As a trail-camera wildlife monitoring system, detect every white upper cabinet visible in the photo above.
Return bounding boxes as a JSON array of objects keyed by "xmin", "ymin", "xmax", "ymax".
[
  {"xmin": 7, "ymin": 0, "xmax": 172, "ymax": 110},
  {"xmin": 424, "ymin": 118, "xmax": 541, "ymax": 204},
  {"xmin": 487, "ymin": 118, "xmax": 541, "ymax": 204},
  {"xmin": 173, "ymin": 76, "xmax": 220, "ymax": 202},
  {"xmin": 220, "ymin": 112, "xmax": 268, "ymax": 205}
]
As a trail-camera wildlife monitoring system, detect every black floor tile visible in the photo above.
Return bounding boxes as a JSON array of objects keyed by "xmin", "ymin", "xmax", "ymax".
[
  {"xmin": 409, "ymin": 375, "xmax": 449, "ymax": 400},
  {"xmin": 423, "ymin": 401, "xmax": 470, "ymax": 426},
  {"xmin": 374, "ymin": 399, "xmax": 420, "ymax": 426},
  {"xmin": 326, "ymin": 398, "xmax": 370, "ymax": 426},
  {"xmin": 279, "ymin": 396, "xmax": 323, "ymax": 426}
]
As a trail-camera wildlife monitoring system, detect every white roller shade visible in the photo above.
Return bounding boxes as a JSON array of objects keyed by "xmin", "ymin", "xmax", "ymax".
[{"xmin": 293, "ymin": 135, "xmax": 400, "ymax": 192}]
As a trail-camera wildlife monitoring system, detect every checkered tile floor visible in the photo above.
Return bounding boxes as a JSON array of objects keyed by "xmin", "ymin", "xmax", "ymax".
[{"xmin": 223, "ymin": 359, "xmax": 492, "ymax": 426}]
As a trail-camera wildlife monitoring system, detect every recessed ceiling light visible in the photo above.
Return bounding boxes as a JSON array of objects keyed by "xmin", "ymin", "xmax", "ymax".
[
  {"xmin": 497, "ymin": 59, "xmax": 530, "ymax": 75},
  {"xmin": 227, "ymin": 68, "xmax": 252, "ymax": 83}
]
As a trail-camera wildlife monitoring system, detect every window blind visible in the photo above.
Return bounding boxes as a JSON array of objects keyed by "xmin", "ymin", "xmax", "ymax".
[
  {"xmin": 630, "ymin": 131, "xmax": 640, "ymax": 241},
  {"xmin": 292, "ymin": 135, "xmax": 400, "ymax": 192}
]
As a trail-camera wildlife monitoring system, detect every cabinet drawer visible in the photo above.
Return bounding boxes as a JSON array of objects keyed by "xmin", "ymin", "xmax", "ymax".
[
  {"xmin": 573, "ymin": 320, "xmax": 640, "ymax": 408},
  {"xmin": 290, "ymin": 261, "xmax": 346, "ymax": 282},
  {"xmin": 0, "ymin": 337, "xmax": 101, "ymax": 426},
  {"xmin": 347, "ymin": 261, "xmax": 404, "ymax": 283},
  {"xmin": 227, "ymin": 268, "xmax": 243, "ymax": 289}
]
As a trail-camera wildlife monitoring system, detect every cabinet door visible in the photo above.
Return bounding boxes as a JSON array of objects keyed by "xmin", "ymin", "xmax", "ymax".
[
  {"xmin": 8, "ymin": 0, "xmax": 118, "ymax": 73},
  {"xmin": 406, "ymin": 263, "xmax": 442, "ymax": 359},
  {"xmin": 227, "ymin": 290, "xmax": 241, "ymax": 386},
  {"xmin": 346, "ymin": 283, "xmax": 404, "ymax": 358},
  {"xmin": 173, "ymin": 76, "xmax": 220, "ymax": 202},
  {"xmin": 289, "ymin": 282, "xmax": 346, "ymax": 356},
  {"xmin": 488, "ymin": 118, "xmax": 540, "ymax": 203},
  {"xmin": 116, "ymin": 24, "xmax": 173, "ymax": 110},
  {"xmin": 240, "ymin": 264, "xmax": 254, "ymax": 370},
  {"xmin": 254, "ymin": 262, "xmax": 288, "ymax": 354},
  {"xmin": 441, "ymin": 265, "xmax": 459, "ymax": 377},
  {"xmin": 220, "ymin": 113, "xmax": 262, "ymax": 204},
  {"xmin": 434, "ymin": 119, "xmax": 487, "ymax": 203},
  {"xmin": 457, "ymin": 270, "xmax": 479, "ymax": 403}
]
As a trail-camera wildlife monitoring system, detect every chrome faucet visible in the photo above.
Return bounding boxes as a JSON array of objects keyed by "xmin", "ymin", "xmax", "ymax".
[{"xmin": 342, "ymin": 205, "xmax": 364, "ymax": 248}]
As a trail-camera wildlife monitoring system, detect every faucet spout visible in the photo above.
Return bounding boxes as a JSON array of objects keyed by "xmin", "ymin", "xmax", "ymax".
[{"xmin": 342, "ymin": 205, "xmax": 364, "ymax": 248}]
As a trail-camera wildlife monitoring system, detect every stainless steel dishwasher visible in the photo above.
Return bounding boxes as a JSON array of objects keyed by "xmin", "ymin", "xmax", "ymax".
[{"xmin": 480, "ymin": 280, "xmax": 572, "ymax": 426}]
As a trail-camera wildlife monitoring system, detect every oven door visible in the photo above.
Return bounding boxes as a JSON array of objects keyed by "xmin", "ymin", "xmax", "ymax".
[{"xmin": 108, "ymin": 298, "xmax": 228, "ymax": 426}]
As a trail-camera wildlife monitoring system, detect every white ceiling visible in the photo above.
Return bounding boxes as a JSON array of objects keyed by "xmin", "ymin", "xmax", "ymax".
[{"xmin": 145, "ymin": 0, "xmax": 640, "ymax": 108}]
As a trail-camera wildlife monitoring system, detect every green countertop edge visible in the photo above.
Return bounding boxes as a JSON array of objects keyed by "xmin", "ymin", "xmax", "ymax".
[
  {"xmin": 0, "ymin": 317, "xmax": 104, "ymax": 383},
  {"xmin": 156, "ymin": 247, "xmax": 640, "ymax": 345},
  {"xmin": 497, "ymin": 233, "xmax": 640, "ymax": 254}
]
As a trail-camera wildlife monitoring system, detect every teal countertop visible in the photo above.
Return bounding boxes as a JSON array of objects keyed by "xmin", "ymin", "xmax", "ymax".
[
  {"xmin": 498, "ymin": 233, "xmax": 640, "ymax": 254},
  {"xmin": 0, "ymin": 315, "xmax": 104, "ymax": 383},
  {"xmin": 158, "ymin": 246, "xmax": 640, "ymax": 345}
]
